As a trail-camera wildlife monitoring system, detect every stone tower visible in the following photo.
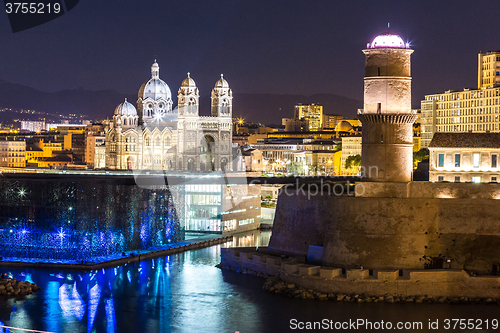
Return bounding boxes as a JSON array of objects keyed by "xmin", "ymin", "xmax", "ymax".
[
  {"xmin": 357, "ymin": 33, "xmax": 417, "ymax": 182},
  {"xmin": 211, "ymin": 74, "xmax": 233, "ymax": 118}
]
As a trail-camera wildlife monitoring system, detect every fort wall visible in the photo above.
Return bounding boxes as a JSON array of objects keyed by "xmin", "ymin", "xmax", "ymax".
[
  {"xmin": 221, "ymin": 247, "xmax": 500, "ymax": 299},
  {"xmin": 269, "ymin": 182, "xmax": 500, "ymax": 274}
]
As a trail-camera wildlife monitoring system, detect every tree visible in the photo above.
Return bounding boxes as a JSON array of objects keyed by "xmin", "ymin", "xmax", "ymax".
[
  {"xmin": 345, "ymin": 154, "xmax": 361, "ymax": 169},
  {"xmin": 287, "ymin": 161, "xmax": 303, "ymax": 176},
  {"xmin": 413, "ymin": 148, "xmax": 429, "ymax": 169}
]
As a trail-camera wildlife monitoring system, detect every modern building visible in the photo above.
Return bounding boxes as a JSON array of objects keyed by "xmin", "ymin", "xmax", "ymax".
[
  {"xmin": 421, "ymin": 51, "xmax": 500, "ymax": 148},
  {"xmin": 183, "ymin": 183, "xmax": 261, "ymax": 234},
  {"xmin": 21, "ymin": 120, "xmax": 45, "ymax": 132},
  {"xmin": 322, "ymin": 114, "xmax": 343, "ymax": 130},
  {"xmin": 429, "ymin": 132, "xmax": 500, "ymax": 183},
  {"xmin": 105, "ymin": 62, "xmax": 233, "ymax": 171},
  {"xmin": 0, "ymin": 140, "xmax": 26, "ymax": 167},
  {"xmin": 46, "ymin": 123, "xmax": 87, "ymax": 131},
  {"xmin": 293, "ymin": 103, "xmax": 323, "ymax": 131},
  {"xmin": 478, "ymin": 50, "xmax": 500, "ymax": 89}
]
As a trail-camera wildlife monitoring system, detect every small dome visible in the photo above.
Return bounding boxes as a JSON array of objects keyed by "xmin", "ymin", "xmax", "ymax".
[
  {"xmin": 181, "ymin": 72, "xmax": 196, "ymax": 88},
  {"xmin": 369, "ymin": 33, "xmax": 408, "ymax": 49},
  {"xmin": 114, "ymin": 98, "xmax": 137, "ymax": 116},
  {"xmin": 214, "ymin": 74, "xmax": 229, "ymax": 88},
  {"xmin": 138, "ymin": 60, "xmax": 172, "ymax": 101},
  {"xmin": 336, "ymin": 120, "xmax": 353, "ymax": 132}
]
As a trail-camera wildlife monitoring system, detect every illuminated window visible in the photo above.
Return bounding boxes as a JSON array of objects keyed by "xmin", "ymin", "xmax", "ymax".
[
  {"xmin": 455, "ymin": 154, "xmax": 460, "ymax": 168},
  {"xmin": 472, "ymin": 176, "xmax": 481, "ymax": 183},
  {"xmin": 438, "ymin": 154, "xmax": 444, "ymax": 167},
  {"xmin": 473, "ymin": 153, "xmax": 480, "ymax": 168},
  {"xmin": 238, "ymin": 218, "xmax": 254, "ymax": 226}
]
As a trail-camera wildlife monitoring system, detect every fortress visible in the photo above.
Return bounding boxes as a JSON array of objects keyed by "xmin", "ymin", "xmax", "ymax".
[{"xmin": 221, "ymin": 32, "xmax": 500, "ymax": 298}]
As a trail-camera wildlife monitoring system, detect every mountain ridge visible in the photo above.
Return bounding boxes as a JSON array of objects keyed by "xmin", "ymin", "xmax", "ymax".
[{"xmin": 0, "ymin": 80, "xmax": 362, "ymax": 124}]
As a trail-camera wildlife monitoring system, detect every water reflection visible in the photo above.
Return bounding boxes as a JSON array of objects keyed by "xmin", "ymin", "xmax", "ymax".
[
  {"xmin": 0, "ymin": 230, "xmax": 499, "ymax": 333},
  {"xmin": 222, "ymin": 229, "xmax": 271, "ymax": 248},
  {"xmin": 0, "ymin": 231, "xmax": 270, "ymax": 333}
]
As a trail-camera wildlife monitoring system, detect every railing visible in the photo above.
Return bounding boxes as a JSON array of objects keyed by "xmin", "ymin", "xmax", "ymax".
[{"xmin": 0, "ymin": 325, "xmax": 55, "ymax": 333}]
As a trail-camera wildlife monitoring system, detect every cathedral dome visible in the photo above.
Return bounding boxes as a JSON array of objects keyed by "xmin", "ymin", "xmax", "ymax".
[
  {"xmin": 181, "ymin": 72, "xmax": 196, "ymax": 88},
  {"xmin": 369, "ymin": 33, "xmax": 408, "ymax": 49},
  {"xmin": 138, "ymin": 60, "xmax": 172, "ymax": 101},
  {"xmin": 114, "ymin": 98, "xmax": 137, "ymax": 116},
  {"xmin": 214, "ymin": 74, "xmax": 229, "ymax": 88}
]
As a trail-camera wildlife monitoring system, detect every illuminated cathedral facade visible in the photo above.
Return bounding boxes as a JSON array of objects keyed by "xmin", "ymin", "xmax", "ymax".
[{"xmin": 104, "ymin": 61, "xmax": 233, "ymax": 171}]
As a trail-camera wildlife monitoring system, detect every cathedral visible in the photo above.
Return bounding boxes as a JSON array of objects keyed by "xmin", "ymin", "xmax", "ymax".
[{"xmin": 104, "ymin": 60, "xmax": 233, "ymax": 171}]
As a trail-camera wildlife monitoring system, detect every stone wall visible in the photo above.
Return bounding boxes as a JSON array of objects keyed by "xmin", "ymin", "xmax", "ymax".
[
  {"xmin": 358, "ymin": 115, "xmax": 415, "ymax": 182},
  {"xmin": 363, "ymin": 78, "xmax": 412, "ymax": 113},
  {"xmin": 269, "ymin": 182, "xmax": 500, "ymax": 274},
  {"xmin": 221, "ymin": 247, "xmax": 500, "ymax": 299},
  {"xmin": 268, "ymin": 188, "xmax": 329, "ymax": 256},
  {"xmin": 358, "ymin": 181, "xmax": 500, "ymax": 199},
  {"xmin": 364, "ymin": 49, "xmax": 412, "ymax": 78}
]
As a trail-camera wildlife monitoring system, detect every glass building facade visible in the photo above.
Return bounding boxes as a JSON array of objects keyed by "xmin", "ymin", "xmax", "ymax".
[{"xmin": 184, "ymin": 184, "xmax": 222, "ymax": 232}]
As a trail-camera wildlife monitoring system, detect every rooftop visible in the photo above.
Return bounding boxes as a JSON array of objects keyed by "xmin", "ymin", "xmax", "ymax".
[{"xmin": 429, "ymin": 132, "xmax": 500, "ymax": 148}]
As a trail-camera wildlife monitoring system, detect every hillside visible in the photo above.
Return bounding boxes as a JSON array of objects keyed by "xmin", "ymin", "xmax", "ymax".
[{"xmin": 0, "ymin": 80, "xmax": 362, "ymax": 124}]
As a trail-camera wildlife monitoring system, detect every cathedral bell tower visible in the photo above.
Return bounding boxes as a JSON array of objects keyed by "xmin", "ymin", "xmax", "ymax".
[
  {"xmin": 357, "ymin": 33, "xmax": 417, "ymax": 182},
  {"xmin": 178, "ymin": 72, "xmax": 199, "ymax": 117},
  {"xmin": 211, "ymin": 74, "xmax": 233, "ymax": 118}
]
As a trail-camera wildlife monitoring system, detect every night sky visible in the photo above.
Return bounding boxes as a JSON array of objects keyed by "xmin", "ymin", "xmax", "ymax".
[{"xmin": 1, "ymin": 0, "xmax": 499, "ymax": 112}]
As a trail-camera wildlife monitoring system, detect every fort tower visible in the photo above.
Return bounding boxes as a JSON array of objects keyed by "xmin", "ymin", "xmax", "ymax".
[{"xmin": 358, "ymin": 33, "xmax": 417, "ymax": 182}]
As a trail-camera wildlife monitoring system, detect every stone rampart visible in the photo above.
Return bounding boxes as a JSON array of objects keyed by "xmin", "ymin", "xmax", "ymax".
[
  {"xmin": 269, "ymin": 182, "xmax": 500, "ymax": 273},
  {"xmin": 221, "ymin": 247, "xmax": 500, "ymax": 299}
]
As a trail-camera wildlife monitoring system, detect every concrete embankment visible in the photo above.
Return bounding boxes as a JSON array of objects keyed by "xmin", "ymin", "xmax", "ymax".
[
  {"xmin": 0, "ymin": 235, "xmax": 232, "ymax": 270},
  {"xmin": 220, "ymin": 247, "xmax": 500, "ymax": 301}
]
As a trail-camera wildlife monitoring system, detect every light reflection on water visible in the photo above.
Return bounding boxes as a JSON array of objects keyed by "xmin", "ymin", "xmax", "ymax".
[
  {"xmin": 0, "ymin": 230, "xmax": 500, "ymax": 333},
  {"xmin": 0, "ymin": 231, "xmax": 271, "ymax": 333}
]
